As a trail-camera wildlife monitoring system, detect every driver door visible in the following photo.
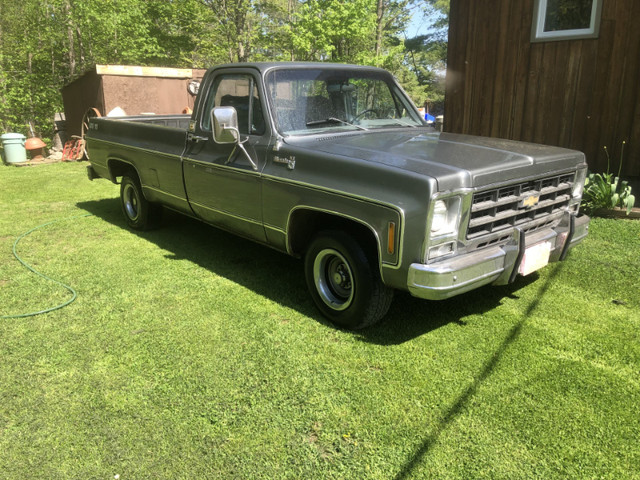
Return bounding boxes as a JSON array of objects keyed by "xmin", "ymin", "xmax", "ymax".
[{"xmin": 182, "ymin": 70, "xmax": 270, "ymax": 242}]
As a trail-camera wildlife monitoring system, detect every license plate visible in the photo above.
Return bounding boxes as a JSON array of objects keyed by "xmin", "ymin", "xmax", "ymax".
[{"xmin": 519, "ymin": 241, "xmax": 552, "ymax": 276}]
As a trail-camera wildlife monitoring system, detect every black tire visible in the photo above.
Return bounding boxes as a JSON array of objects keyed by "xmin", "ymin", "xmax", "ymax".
[
  {"xmin": 304, "ymin": 231, "xmax": 394, "ymax": 329},
  {"xmin": 120, "ymin": 175, "xmax": 162, "ymax": 230}
]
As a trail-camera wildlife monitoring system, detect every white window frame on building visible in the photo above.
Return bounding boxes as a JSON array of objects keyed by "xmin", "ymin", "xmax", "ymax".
[{"xmin": 531, "ymin": 0, "xmax": 603, "ymax": 42}]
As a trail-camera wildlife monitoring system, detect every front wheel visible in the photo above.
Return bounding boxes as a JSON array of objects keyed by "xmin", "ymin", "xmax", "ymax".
[
  {"xmin": 304, "ymin": 231, "xmax": 393, "ymax": 329},
  {"xmin": 120, "ymin": 175, "xmax": 162, "ymax": 230}
]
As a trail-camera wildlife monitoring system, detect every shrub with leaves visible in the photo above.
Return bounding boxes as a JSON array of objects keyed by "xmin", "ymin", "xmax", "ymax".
[{"xmin": 582, "ymin": 142, "xmax": 636, "ymax": 215}]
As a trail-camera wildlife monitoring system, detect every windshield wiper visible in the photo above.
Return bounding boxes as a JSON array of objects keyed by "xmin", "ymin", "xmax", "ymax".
[{"xmin": 306, "ymin": 117, "xmax": 368, "ymax": 131}]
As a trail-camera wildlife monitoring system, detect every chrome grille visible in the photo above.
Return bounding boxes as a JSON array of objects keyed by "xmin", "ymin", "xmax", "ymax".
[{"xmin": 467, "ymin": 172, "xmax": 575, "ymax": 239}]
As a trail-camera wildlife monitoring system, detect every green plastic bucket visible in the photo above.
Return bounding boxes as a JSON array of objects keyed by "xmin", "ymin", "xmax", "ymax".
[{"xmin": 1, "ymin": 133, "xmax": 27, "ymax": 164}]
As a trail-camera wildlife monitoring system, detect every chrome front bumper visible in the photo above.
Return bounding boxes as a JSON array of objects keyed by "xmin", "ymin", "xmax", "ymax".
[{"xmin": 407, "ymin": 212, "xmax": 590, "ymax": 300}]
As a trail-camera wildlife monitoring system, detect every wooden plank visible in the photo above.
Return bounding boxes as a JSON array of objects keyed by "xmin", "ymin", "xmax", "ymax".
[
  {"xmin": 473, "ymin": 1, "xmax": 502, "ymax": 137},
  {"xmin": 458, "ymin": 0, "xmax": 472, "ymax": 133},
  {"xmin": 583, "ymin": 14, "xmax": 616, "ymax": 173},
  {"xmin": 467, "ymin": 1, "xmax": 486, "ymax": 135},
  {"xmin": 570, "ymin": 38, "xmax": 597, "ymax": 159},
  {"xmin": 510, "ymin": 0, "xmax": 534, "ymax": 141},
  {"xmin": 458, "ymin": 0, "xmax": 472, "ymax": 134},
  {"xmin": 597, "ymin": 0, "xmax": 628, "ymax": 173},
  {"xmin": 497, "ymin": 0, "xmax": 521, "ymax": 139},
  {"xmin": 544, "ymin": 41, "xmax": 569, "ymax": 146},
  {"xmin": 530, "ymin": 42, "xmax": 547, "ymax": 143},
  {"xmin": 538, "ymin": 42, "xmax": 556, "ymax": 146},
  {"xmin": 490, "ymin": 0, "xmax": 512, "ymax": 139},
  {"xmin": 550, "ymin": 40, "xmax": 575, "ymax": 148},
  {"xmin": 558, "ymin": 42, "xmax": 582, "ymax": 148},
  {"xmin": 455, "ymin": 0, "xmax": 474, "ymax": 134},
  {"xmin": 520, "ymin": 40, "xmax": 545, "ymax": 143},
  {"xmin": 445, "ymin": 0, "xmax": 468, "ymax": 133},
  {"xmin": 96, "ymin": 65, "xmax": 195, "ymax": 79}
]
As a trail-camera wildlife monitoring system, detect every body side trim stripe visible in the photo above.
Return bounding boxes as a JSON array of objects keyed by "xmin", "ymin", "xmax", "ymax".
[{"xmin": 188, "ymin": 201, "xmax": 263, "ymax": 227}]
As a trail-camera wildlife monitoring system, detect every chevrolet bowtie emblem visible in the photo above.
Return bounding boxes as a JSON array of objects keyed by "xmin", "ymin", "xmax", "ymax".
[{"xmin": 522, "ymin": 194, "xmax": 540, "ymax": 208}]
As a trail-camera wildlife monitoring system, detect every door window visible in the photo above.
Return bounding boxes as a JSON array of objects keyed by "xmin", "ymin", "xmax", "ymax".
[{"xmin": 202, "ymin": 74, "xmax": 265, "ymax": 135}]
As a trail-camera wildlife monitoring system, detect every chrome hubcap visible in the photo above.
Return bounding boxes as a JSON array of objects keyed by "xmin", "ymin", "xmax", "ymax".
[
  {"xmin": 313, "ymin": 248, "xmax": 354, "ymax": 311},
  {"xmin": 123, "ymin": 184, "xmax": 139, "ymax": 220}
]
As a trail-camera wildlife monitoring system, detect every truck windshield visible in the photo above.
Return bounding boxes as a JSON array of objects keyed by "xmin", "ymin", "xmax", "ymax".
[{"xmin": 265, "ymin": 68, "xmax": 425, "ymax": 136}]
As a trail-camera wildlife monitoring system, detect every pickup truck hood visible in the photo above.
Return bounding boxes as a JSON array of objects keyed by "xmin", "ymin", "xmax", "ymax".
[{"xmin": 286, "ymin": 130, "xmax": 584, "ymax": 191}]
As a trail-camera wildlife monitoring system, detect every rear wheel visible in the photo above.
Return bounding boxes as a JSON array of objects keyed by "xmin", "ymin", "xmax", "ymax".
[
  {"xmin": 120, "ymin": 175, "xmax": 162, "ymax": 230},
  {"xmin": 81, "ymin": 107, "xmax": 101, "ymax": 159},
  {"xmin": 304, "ymin": 231, "xmax": 393, "ymax": 329}
]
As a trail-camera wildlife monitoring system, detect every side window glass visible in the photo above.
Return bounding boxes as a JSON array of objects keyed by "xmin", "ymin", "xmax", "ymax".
[{"xmin": 201, "ymin": 74, "xmax": 265, "ymax": 135}]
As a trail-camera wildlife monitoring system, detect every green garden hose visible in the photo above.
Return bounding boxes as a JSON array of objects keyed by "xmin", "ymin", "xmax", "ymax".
[{"xmin": 1, "ymin": 214, "xmax": 92, "ymax": 319}]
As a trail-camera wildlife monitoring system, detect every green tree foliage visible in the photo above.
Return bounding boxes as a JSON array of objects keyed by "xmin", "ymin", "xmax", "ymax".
[
  {"xmin": 291, "ymin": 0, "xmax": 377, "ymax": 62},
  {"xmin": 402, "ymin": 33, "xmax": 447, "ymax": 114},
  {"xmin": 0, "ymin": 1, "xmax": 68, "ymax": 139},
  {"xmin": 401, "ymin": 0, "xmax": 449, "ymax": 114},
  {"xmin": 0, "ymin": 0, "xmax": 449, "ymax": 140}
]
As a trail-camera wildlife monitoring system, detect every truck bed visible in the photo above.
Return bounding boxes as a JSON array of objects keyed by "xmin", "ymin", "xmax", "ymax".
[{"xmin": 87, "ymin": 114, "xmax": 192, "ymax": 214}]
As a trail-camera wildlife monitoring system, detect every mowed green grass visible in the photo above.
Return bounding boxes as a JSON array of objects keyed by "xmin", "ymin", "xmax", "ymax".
[{"xmin": 1, "ymin": 162, "xmax": 639, "ymax": 479}]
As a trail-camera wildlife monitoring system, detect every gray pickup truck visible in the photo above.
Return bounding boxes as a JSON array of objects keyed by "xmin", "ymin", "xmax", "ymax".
[{"xmin": 86, "ymin": 62, "xmax": 590, "ymax": 329}]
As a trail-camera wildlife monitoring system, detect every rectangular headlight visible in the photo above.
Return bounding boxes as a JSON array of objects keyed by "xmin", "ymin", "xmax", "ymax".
[
  {"xmin": 572, "ymin": 167, "xmax": 587, "ymax": 200},
  {"xmin": 429, "ymin": 197, "xmax": 461, "ymax": 239},
  {"xmin": 426, "ymin": 196, "xmax": 462, "ymax": 262}
]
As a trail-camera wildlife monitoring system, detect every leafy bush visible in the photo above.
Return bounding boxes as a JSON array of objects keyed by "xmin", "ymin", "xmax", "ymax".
[{"xmin": 582, "ymin": 142, "xmax": 636, "ymax": 215}]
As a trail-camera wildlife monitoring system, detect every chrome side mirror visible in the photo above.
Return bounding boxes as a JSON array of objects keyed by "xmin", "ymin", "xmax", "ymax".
[
  {"xmin": 211, "ymin": 106, "xmax": 240, "ymax": 144},
  {"xmin": 209, "ymin": 106, "xmax": 258, "ymax": 171}
]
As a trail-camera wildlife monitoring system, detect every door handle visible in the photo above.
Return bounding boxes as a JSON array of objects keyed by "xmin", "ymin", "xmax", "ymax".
[
  {"xmin": 273, "ymin": 155, "xmax": 296, "ymax": 170},
  {"xmin": 188, "ymin": 133, "xmax": 208, "ymax": 143}
]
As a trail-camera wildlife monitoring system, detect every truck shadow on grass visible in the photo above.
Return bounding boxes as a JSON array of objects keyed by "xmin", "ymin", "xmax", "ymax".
[{"xmin": 77, "ymin": 198, "xmax": 539, "ymax": 345}]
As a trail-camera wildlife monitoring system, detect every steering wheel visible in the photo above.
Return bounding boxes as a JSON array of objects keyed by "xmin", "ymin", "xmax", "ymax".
[{"xmin": 352, "ymin": 108, "xmax": 379, "ymax": 122}]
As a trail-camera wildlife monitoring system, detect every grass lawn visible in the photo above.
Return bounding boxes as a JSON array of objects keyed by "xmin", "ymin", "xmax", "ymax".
[{"xmin": 1, "ymin": 162, "xmax": 639, "ymax": 479}]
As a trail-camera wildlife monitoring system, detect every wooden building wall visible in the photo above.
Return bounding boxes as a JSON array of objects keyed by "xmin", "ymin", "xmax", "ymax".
[{"xmin": 445, "ymin": 0, "xmax": 640, "ymax": 178}]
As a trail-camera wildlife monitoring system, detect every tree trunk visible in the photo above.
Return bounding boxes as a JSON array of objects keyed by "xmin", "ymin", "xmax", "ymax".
[
  {"xmin": 235, "ymin": 6, "xmax": 248, "ymax": 62},
  {"xmin": 65, "ymin": 1, "xmax": 76, "ymax": 77},
  {"xmin": 375, "ymin": 0, "xmax": 384, "ymax": 61},
  {"xmin": 76, "ymin": 26, "xmax": 86, "ymax": 67},
  {"xmin": 289, "ymin": 0, "xmax": 295, "ymax": 60}
]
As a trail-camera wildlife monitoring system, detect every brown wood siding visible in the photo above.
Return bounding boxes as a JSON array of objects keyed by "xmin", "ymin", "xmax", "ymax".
[{"xmin": 446, "ymin": 0, "xmax": 640, "ymax": 177}]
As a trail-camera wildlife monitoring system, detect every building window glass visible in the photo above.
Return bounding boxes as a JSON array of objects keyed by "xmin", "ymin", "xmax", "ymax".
[{"xmin": 531, "ymin": 0, "xmax": 603, "ymax": 42}]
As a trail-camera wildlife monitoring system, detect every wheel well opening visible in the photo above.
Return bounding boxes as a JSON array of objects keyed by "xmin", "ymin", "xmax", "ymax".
[
  {"xmin": 108, "ymin": 160, "xmax": 137, "ymax": 183},
  {"xmin": 289, "ymin": 210, "xmax": 379, "ymax": 262}
]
